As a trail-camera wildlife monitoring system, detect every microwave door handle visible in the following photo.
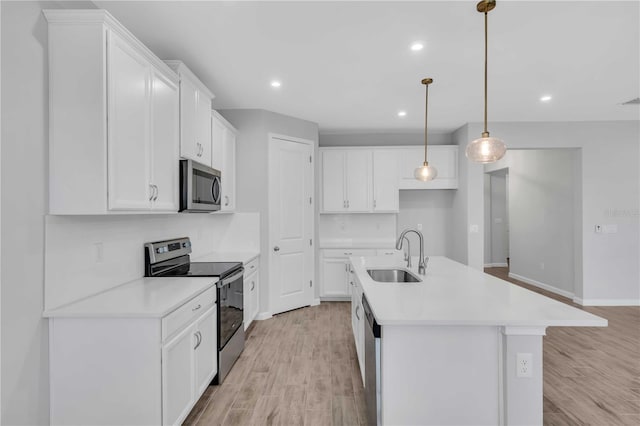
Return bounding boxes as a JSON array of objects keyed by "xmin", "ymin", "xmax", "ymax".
[{"xmin": 212, "ymin": 176, "xmax": 221, "ymax": 205}]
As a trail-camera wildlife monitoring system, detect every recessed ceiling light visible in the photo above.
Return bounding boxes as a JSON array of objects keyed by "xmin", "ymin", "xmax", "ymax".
[
  {"xmin": 398, "ymin": 111, "xmax": 407, "ymax": 117},
  {"xmin": 540, "ymin": 95, "xmax": 552, "ymax": 102},
  {"xmin": 410, "ymin": 42, "xmax": 424, "ymax": 51},
  {"xmin": 271, "ymin": 80, "xmax": 281, "ymax": 88}
]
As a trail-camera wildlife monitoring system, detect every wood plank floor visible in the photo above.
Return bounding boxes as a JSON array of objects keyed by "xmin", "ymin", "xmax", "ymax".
[
  {"xmin": 186, "ymin": 269, "xmax": 639, "ymax": 425},
  {"xmin": 185, "ymin": 302, "xmax": 366, "ymax": 426}
]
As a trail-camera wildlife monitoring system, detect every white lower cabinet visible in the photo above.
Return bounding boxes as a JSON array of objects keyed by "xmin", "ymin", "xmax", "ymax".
[
  {"xmin": 320, "ymin": 249, "xmax": 376, "ymax": 298},
  {"xmin": 49, "ymin": 288, "xmax": 217, "ymax": 426},
  {"xmin": 243, "ymin": 257, "xmax": 260, "ymax": 330},
  {"xmin": 351, "ymin": 271, "xmax": 366, "ymax": 385}
]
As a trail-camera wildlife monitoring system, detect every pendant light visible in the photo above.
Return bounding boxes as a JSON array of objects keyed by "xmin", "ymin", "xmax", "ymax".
[
  {"xmin": 466, "ymin": 0, "xmax": 506, "ymax": 164},
  {"xmin": 414, "ymin": 78, "xmax": 438, "ymax": 181}
]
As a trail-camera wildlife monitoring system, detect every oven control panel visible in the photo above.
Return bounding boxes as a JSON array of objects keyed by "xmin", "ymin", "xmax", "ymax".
[{"xmin": 145, "ymin": 237, "xmax": 192, "ymax": 264}]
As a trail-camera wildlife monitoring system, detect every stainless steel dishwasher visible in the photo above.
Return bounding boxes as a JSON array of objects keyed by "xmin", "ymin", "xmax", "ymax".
[{"xmin": 363, "ymin": 294, "xmax": 381, "ymax": 426}]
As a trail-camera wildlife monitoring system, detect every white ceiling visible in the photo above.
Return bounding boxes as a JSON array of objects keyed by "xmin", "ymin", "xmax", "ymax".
[{"xmin": 94, "ymin": 1, "xmax": 640, "ymax": 133}]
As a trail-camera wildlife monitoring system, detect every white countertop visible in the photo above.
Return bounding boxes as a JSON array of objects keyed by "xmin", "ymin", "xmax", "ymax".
[
  {"xmin": 194, "ymin": 251, "xmax": 260, "ymax": 264},
  {"xmin": 351, "ymin": 255, "xmax": 607, "ymax": 327},
  {"xmin": 43, "ymin": 276, "xmax": 217, "ymax": 318}
]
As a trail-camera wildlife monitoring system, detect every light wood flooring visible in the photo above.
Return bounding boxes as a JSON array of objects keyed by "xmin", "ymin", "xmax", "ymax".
[
  {"xmin": 186, "ymin": 269, "xmax": 639, "ymax": 426},
  {"xmin": 184, "ymin": 302, "xmax": 366, "ymax": 426}
]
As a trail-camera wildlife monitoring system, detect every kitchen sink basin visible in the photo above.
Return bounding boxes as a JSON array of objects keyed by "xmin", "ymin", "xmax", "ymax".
[{"xmin": 367, "ymin": 268, "xmax": 422, "ymax": 283}]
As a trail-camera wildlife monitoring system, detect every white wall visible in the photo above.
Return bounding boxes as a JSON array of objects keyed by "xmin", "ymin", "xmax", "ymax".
[
  {"xmin": 397, "ymin": 190, "xmax": 454, "ymax": 256},
  {"xmin": 1, "ymin": 1, "xmax": 93, "ymax": 423},
  {"xmin": 319, "ymin": 214, "xmax": 396, "ymax": 247},
  {"xmin": 459, "ymin": 121, "xmax": 640, "ymax": 305},
  {"xmin": 219, "ymin": 109, "xmax": 319, "ymax": 311},
  {"xmin": 319, "ymin": 131, "xmax": 452, "ymax": 147},
  {"xmin": 44, "ymin": 213, "xmax": 259, "ymax": 310},
  {"xmin": 487, "ymin": 150, "xmax": 578, "ymax": 297}
]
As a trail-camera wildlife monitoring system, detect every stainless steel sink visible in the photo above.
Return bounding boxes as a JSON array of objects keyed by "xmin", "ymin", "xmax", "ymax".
[{"xmin": 366, "ymin": 268, "xmax": 422, "ymax": 283}]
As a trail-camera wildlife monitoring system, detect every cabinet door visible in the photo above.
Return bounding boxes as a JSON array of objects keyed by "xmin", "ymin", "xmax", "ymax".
[
  {"xmin": 356, "ymin": 286, "xmax": 366, "ymax": 386},
  {"xmin": 194, "ymin": 306, "xmax": 217, "ymax": 396},
  {"xmin": 210, "ymin": 114, "xmax": 225, "ymax": 172},
  {"xmin": 345, "ymin": 150, "xmax": 372, "ymax": 212},
  {"xmin": 196, "ymin": 92, "xmax": 212, "ymax": 167},
  {"xmin": 220, "ymin": 128, "xmax": 236, "ymax": 212},
  {"xmin": 321, "ymin": 257, "xmax": 349, "ymax": 297},
  {"xmin": 372, "ymin": 150, "xmax": 399, "ymax": 212},
  {"xmin": 162, "ymin": 323, "xmax": 196, "ymax": 426},
  {"xmin": 243, "ymin": 273, "xmax": 252, "ymax": 331},
  {"xmin": 179, "ymin": 78, "xmax": 199, "ymax": 161},
  {"xmin": 250, "ymin": 272, "xmax": 259, "ymax": 323},
  {"xmin": 107, "ymin": 30, "xmax": 151, "ymax": 211},
  {"xmin": 150, "ymin": 71, "xmax": 180, "ymax": 211},
  {"xmin": 321, "ymin": 150, "xmax": 346, "ymax": 212}
]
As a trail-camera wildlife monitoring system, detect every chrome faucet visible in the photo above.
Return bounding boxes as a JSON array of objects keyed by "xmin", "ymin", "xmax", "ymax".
[
  {"xmin": 396, "ymin": 229, "xmax": 427, "ymax": 275},
  {"xmin": 401, "ymin": 236, "xmax": 411, "ymax": 267}
]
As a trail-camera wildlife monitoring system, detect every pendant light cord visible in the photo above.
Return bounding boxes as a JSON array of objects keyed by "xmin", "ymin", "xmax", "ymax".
[
  {"xmin": 424, "ymin": 82, "xmax": 429, "ymax": 164},
  {"xmin": 483, "ymin": 9, "xmax": 488, "ymax": 135}
]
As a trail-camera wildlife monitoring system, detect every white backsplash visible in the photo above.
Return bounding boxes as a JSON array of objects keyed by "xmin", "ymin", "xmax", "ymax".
[
  {"xmin": 45, "ymin": 212, "xmax": 259, "ymax": 310},
  {"xmin": 319, "ymin": 214, "xmax": 396, "ymax": 247}
]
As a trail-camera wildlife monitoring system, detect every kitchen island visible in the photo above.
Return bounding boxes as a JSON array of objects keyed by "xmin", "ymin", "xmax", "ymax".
[{"xmin": 349, "ymin": 255, "xmax": 607, "ymax": 426}]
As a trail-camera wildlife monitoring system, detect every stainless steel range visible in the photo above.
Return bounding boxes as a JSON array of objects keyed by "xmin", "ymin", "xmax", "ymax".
[{"xmin": 144, "ymin": 237, "xmax": 244, "ymax": 383}]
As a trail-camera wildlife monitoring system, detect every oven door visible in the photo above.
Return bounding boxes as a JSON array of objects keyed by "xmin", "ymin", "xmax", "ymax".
[
  {"xmin": 180, "ymin": 160, "xmax": 221, "ymax": 212},
  {"xmin": 217, "ymin": 268, "xmax": 244, "ymax": 349}
]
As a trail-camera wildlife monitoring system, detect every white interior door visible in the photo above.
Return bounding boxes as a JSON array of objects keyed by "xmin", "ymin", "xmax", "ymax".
[{"xmin": 269, "ymin": 135, "xmax": 314, "ymax": 315}]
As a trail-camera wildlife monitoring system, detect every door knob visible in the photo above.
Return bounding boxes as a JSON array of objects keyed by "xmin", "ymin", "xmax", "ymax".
[{"xmin": 273, "ymin": 246, "xmax": 280, "ymax": 252}]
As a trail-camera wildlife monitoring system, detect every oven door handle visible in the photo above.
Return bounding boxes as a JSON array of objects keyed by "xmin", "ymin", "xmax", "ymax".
[{"xmin": 218, "ymin": 268, "xmax": 244, "ymax": 288}]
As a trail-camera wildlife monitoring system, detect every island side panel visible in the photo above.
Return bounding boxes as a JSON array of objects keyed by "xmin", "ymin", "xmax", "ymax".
[
  {"xmin": 381, "ymin": 325, "xmax": 500, "ymax": 425},
  {"xmin": 501, "ymin": 329, "xmax": 544, "ymax": 425}
]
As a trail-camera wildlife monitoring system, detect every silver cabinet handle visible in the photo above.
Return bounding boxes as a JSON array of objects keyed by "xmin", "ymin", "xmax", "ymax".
[
  {"xmin": 273, "ymin": 246, "xmax": 280, "ymax": 252},
  {"xmin": 344, "ymin": 252, "xmax": 353, "ymax": 256},
  {"xmin": 347, "ymin": 200, "xmax": 350, "ymax": 208},
  {"xmin": 355, "ymin": 305, "xmax": 360, "ymax": 320},
  {"xmin": 225, "ymin": 195, "xmax": 229, "ymax": 206},
  {"xmin": 373, "ymin": 200, "xmax": 377, "ymax": 209},
  {"xmin": 148, "ymin": 184, "xmax": 154, "ymax": 201},
  {"xmin": 251, "ymin": 281, "xmax": 255, "ymax": 291},
  {"xmin": 152, "ymin": 185, "xmax": 159, "ymax": 201},
  {"xmin": 194, "ymin": 331, "xmax": 202, "ymax": 350},
  {"xmin": 192, "ymin": 304, "xmax": 201, "ymax": 312}
]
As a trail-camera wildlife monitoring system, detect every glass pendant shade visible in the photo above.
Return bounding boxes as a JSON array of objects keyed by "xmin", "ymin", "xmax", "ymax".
[
  {"xmin": 414, "ymin": 162, "xmax": 438, "ymax": 181},
  {"xmin": 465, "ymin": 134, "xmax": 506, "ymax": 163}
]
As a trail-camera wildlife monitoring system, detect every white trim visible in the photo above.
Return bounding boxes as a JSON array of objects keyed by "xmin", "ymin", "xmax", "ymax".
[
  {"xmin": 502, "ymin": 326, "xmax": 547, "ymax": 336},
  {"xmin": 484, "ymin": 263, "xmax": 508, "ymax": 268},
  {"xmin": 573, "ymin": 297, "xmax": 640, "ymax": 307},
  {"xmin": 508, "ymin": 272, "xmax": 574, "ymax": 299},
  {"xmin": 311, "ymin": 298, "xmax": 321, "ymax": 306},
  {"xmin": 255, "ymin": 312, "xmax": 273, "ymax": 321}
]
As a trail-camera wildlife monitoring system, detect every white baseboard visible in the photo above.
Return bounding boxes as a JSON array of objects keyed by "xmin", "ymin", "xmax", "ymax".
[
  {"xmin": 255, "ymin": 311, "xmax": 273, "ymax": 321},
  {"xmin": 320, "ymin": 296, "xmax": 351, "ymax": 302},
  {"xmin": 311, "ymin": 298, "xmax": 321, "ymax": 306},
  {"xmin": 508, "ymin": 272, "xmax": 574, "ymax": 299},
  {"xmin": 485, "ymin": 263, "xmax": 508, "ymax": 268},
  {"xmin": 573, "ymin": 297, "xmax": 640, "ymax": 307}
]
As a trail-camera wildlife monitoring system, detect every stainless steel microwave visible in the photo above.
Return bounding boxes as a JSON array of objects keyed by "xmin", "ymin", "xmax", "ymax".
[{"xmin": 179, "ymin": 160, "xmax": 221, "ymax": 212}]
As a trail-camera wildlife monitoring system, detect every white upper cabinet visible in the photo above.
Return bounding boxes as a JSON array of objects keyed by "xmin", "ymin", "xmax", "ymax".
[
  {"xmin": 45, "ymin": 10, "xmax": 180, "ymax": 214},
  {"xmin": 321, "ymin": 150, "xmax": 372, "ymax": 213},
  {"xmin": 165, "ymin": 61, "xmax": 215, "ymax": 168},
  {"xmin": 214, "ymin": 112, "xmax": 238, "ymax": 213},
  {"xmin": 398, "ymin": 146, "xmax": 458, "ymax": 189},
  {"xmin": 210, "ymin": 111, "xmax": 225, "ymax": 172},
  {"xmin": 372, "ymin": 149, "xmax": 399, "ymax": 212}
]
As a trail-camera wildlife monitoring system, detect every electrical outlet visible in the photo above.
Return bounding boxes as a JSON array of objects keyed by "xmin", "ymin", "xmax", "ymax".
[{"xmin": 517, "ymin": 353, "xmax": 533, "ymax": 378}]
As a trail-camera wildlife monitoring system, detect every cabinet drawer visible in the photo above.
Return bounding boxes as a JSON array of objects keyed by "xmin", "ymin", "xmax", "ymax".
[
  {"xmin": 323, "ymin": 249, "xmax": 376, "ymax": 258},
  {"xmin": 244, "ymin": 257, "xmax": 259, "ymax": 276},
  {"xmin": 162, "ymin": 287, "xmax": 216, "ymax": 341}
]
